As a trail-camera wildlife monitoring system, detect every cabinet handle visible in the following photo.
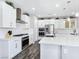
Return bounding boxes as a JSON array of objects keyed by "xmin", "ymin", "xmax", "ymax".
[{"xmin": 15, "ymin": 43, "xmax": 17, "ymax": 48}]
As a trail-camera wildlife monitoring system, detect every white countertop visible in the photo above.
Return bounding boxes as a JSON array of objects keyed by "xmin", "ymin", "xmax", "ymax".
[
  {"xmin": 39, "ymin": 34, "xmax": 79, "ymax": 46},
  {"xmin": 0, "ymin": 36, "xmax": 22, "ymax": 41}
]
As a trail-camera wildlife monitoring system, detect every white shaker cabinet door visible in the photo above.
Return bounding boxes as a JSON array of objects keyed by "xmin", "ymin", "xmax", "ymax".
[
  {"xmin": 55, "ymin": 20, "xmax": 65, "ymax": 29},
  {"xmin": 40, "ymin": 44, "xmax": 60, "ymax": 59},
  {"xmin": 0, "ymin": 40, "xmax": 8, "ymax": 59},
  {"xmin": 62, "ymin": 46, "xmax": 79, "ymax": 59},
  {"xmin": 14, "ymin": 37, "xmax": 22, "ymax": 55},
  {"xmin": 9, "ymin": 9, "xmax": 16, "ymax": 28},
  {"xmin": 0, "ymin": 1, "xmax": 16, "ymax": 28},
  {"xmin": 9, "ymin": 37, "xmax": 22, "ymax": 58},
  {"xmin": 9, "ymin": 39, "xmax": 15, "ymax": 58},
  {"xmin": 2, "ymin": 2, "xmax": 11, "ymax": 27}
]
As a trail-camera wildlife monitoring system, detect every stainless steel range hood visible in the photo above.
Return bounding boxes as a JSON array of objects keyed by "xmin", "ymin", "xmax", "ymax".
[
  {"xmin": 16, "ymin": 8, "xmax": 27, "ymax": 24},
  {"xmin": 16, "ymin": 19, "xmax": 27, "ymax": 24}
]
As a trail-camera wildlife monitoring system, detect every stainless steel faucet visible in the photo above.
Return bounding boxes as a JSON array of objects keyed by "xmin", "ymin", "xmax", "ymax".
[{"xmin": 71, "ymin": 29, "xmax": 77, "ymax": 35}]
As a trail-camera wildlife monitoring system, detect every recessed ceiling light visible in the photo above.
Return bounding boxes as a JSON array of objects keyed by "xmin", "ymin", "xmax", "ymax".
[
  {"xmin": 67, "ymin": 17, "xmax": 70, "ymax": 21},
  {"xmin": 32, "ymin": 8, "xmax": 35, "ymax": 10},
  {"xmin": 56, "ymin": 4, "xmax": 60, "ymax": 7},
  {"xmin": 75, "ymin": 13, "xmax": 79, "ymax": 17}
]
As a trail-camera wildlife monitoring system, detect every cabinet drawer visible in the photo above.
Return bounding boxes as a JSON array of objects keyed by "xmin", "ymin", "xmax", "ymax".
[
  {"xmin": 14, "ymin": 39, "xmax": 22, "ymax": 55},
  {"xmin": 16, "ymin": 40, "xmax": 21, "ymax": 50}
]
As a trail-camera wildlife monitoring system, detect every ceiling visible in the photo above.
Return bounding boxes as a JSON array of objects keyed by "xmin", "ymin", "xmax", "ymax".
[{"xmin": 5, "ymin": 0, "xmax": 79, "ymax": 17}]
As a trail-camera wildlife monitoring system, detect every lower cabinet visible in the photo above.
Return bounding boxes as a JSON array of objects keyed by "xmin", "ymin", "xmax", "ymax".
[
  {"xmin": 40, "ymin": 44, "xmax": 60, "ymax": 59},
  {"xmin": 40, "ymin": 44, "xmax": 79, "ymax": 59},
  {"xmin": 13, "ymin": 41, "xmax": 40, "ymax": 59},
  {"xmin": 9, "ymin": 37, "xmax": 22, "ymax": 58},
  {"xmin": 0, "ymin": 40, "xmax": 8, "ymax": 59},
  {"xmin": 0, "ymin": 37, "xmax": 22, "ymax": 59},
  {"xmin": 62, "ymin": 46, "xmax": 79, "ymax": 59}
]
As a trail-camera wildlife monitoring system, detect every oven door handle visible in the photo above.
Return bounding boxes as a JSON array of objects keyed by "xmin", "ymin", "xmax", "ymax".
[
  {"xmin": 22, "ymin": 36, "xmax": 29, "ymax": 39},
  {"xmin": 22, "ymin": 38, "xmax": 29, "ymax": 41}
]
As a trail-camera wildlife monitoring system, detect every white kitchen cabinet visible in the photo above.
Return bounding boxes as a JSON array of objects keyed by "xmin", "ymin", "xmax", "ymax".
[
  {"xmin": 38, "ymin": 20, "xmax": 47, "ymax": 27},
  {"xmin": 0, "ymin": 37, "xmax": 22, "ymax": 59},
  {"xmin": 0, "ymin": 1, "xmax": 16, "ymax": 28},
  {"xmin": 62, "ymin": 46, "xmax": 79, "ymax": 59},
  {"xmin": 38, "ymin": 20, "xmax": 55, "ymax": 27},
  {"xmin": 40, "ymin": 44, "xmax": 60, "ymax": 59},
  {"xmin": 54, "ymin": 20, "xmax": 65, "ymax": 29},
  {"xmin": 0, "ymin": 40, "xmax": 8, "ymax": 59},
  {"xmin": 38, "ymin": 19, "xmax": 65, "ymax": 29}
]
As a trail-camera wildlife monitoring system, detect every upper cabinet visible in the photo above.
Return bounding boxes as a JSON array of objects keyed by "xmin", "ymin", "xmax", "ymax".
[
  {"xmin": 54, "ymin": 19, "xmax": 65, "ymax": 29},
  {"xmin": 38, "ymin": 19, "xmax": 55, "ymax": 27},
  {"xmin": 38, "ymin": 18, "xmax": 77, "ymax": 29},
  {"xmin": 0, "ymin": 1, "xmax": 16, "ymax": 28}
]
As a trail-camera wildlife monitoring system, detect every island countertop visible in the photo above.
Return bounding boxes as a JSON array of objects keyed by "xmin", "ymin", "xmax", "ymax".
[{"xmin": 39, "ymin": 35, "xmax": 79, "ymax": 46}]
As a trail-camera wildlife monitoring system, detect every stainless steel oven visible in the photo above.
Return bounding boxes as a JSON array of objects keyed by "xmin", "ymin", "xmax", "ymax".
[
  {"xmin": 22, "ymin": 35, "xmax": 29, "ymax": 49},
  {"xmin": 38, "ymin": 28, "xmax": 45, "ymax": 37}
]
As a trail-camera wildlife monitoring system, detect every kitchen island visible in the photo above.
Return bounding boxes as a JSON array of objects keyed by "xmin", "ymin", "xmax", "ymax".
[{"xmin": 39, "ymin": 35, "xmax": 79, "ymax": 59}]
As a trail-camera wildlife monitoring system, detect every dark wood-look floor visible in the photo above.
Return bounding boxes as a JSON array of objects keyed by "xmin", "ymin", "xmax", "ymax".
[{"xmin": 13, "ymin": 40, "xmax": 40, "ymax": 59}]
